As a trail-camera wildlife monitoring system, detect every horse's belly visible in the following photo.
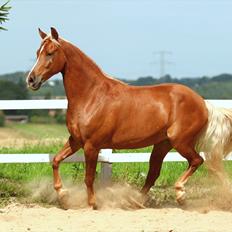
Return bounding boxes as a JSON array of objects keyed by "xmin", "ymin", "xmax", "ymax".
[
  {"xmin": 111, "ymin": 130, "xmax": 167, "ymax": 149},
  {"xmin": 111, "ymin": 121, "xmax": 167, "ymax": 149}
]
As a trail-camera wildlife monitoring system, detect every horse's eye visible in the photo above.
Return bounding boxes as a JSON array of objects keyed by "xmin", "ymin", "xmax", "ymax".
[{"xmin": 47, "ymin": 52, "xmax": 53, "ymax": 57}]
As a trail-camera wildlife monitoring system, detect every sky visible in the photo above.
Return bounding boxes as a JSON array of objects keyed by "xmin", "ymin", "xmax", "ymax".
[{"xmin": 1, "ymin": 0, "xmax": 232, "ymax": 80}]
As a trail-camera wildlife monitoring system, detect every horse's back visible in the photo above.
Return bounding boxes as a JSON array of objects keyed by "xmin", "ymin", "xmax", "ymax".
[{"xmin": 123, "ymin": 83, "xmax": 207, "ymax": 121}]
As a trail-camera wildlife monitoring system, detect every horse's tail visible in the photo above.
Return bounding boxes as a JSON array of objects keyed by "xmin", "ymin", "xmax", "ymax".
[{"xmin": 195, "ymin": 101, "xmax": 232, "ymax": 180}]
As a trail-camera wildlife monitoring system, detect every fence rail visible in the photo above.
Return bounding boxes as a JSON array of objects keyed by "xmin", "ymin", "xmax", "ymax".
[
  {"xmin": 1, "ymin": 99, "xmax": 232, "ymax": 110},
  {"xmin": 1, "ymin": 99, "xmax": 232, "ymax": 182}
]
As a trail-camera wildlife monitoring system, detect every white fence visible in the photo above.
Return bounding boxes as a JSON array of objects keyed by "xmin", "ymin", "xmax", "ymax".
[{"xmin": 1, "ymin": 99, "xmax": 232, "ymax": 182}]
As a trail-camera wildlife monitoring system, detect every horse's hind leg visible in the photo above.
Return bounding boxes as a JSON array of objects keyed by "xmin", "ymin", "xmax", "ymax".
[
  {"xmin": 167, "ymin": 117, "xmax": 205, "ymax": 204},
  {"xmin": 172, "ymin": 144, "xmax": 203, "ymax": 204},
  {"xmin": 141, "ymin": 140, "xmax": 172, "ymax": 194}
]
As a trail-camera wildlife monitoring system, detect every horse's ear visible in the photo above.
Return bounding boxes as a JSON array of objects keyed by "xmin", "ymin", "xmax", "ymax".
[
  {"xmin": 38, "ymin": 28, "xmax": 47, "ymax": 39},
  {"xmin": 51, "ymin": 27, "xmax": 59, "ymax": 41}
]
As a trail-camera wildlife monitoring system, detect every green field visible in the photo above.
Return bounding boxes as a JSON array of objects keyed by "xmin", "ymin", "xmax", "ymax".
[{"xmin": 0, "ymin": 123, "xmax": 231, "ymax": 208}]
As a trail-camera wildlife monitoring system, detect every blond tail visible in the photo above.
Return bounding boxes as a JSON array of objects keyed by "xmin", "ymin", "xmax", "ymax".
[{"xmin": 196, "ymin": 101, "xmax": 232, "ymax": 182}]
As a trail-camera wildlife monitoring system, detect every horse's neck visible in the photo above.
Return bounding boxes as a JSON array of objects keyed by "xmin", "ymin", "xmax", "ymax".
[{"xmin": 61, "ymin": 40, "xmax": 107, "ymax": 102}]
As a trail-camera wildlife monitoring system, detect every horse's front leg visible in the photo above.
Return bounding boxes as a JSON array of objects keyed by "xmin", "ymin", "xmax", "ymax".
[
  {"xmin": 84, "ymin": 142, "xmax": 99, "ymax": 209},
  {"xmin": 53, "ymin": 136, "xmax": 80, "ymax": 202}
]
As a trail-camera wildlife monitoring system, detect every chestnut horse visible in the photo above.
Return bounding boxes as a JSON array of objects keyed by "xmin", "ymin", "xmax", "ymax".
[{"xmin": 27, "ymin": 28, "xmax": 232, "ymax": 209}]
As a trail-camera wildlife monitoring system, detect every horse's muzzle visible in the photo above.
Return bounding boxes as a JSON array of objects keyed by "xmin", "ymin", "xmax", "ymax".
[{"xmin": 27, "ymin": 74, "xmax": 43, "ymax": 91}]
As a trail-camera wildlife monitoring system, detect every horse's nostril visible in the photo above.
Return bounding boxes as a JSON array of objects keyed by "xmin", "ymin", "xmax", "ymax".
[{"xmin": 28, "ymin": 76, "xmax": 35, "ymax": 84}]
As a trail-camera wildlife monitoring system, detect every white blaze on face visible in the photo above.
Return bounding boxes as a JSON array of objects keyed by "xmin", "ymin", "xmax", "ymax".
[
  {"xmin": 30, "ymin": 44, "xmax": 45, "ymax": 73},
  {"xmin": 39, "ymin": 44, "xmax": 45, "ymax": 55},
  {"xmin": 26, "ymin": 44, "xmax": 46, "ymax": 87}
]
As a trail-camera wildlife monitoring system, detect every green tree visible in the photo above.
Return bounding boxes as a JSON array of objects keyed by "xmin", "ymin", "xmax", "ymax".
[
  {"xmin": 0, "ymin": 80, "xmax": 28, "ymax": 100},
  {"xmin": 0, "ymin": 1, "xmax": 11, "ymax": 31}
]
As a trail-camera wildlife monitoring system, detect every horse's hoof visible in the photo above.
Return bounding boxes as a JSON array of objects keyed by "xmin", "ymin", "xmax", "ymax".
[
  {"xmin": 176, "ymin": 191, "xmax": 186, "ymax": 205},
  {"xmin": 128, "ymin": 196, "xmax": 146, "ymax": 209},
  {"xmin": 92, "ymin": 204, "xmax": 98, "ymax": 210},
  {"xmin": 177, "ymin": 197, "xmax": 186, "ymax": 205},
  {"xmin": 140, "ymin": 194, "xmax": 149, "ymax": 206},
  {"xmin": 57, "ymin": 189, "xmax": 70, "ymax": 210}
]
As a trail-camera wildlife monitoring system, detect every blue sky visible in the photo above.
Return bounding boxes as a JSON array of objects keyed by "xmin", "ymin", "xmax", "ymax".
[{"xmin": 1, "ymin": 0, "xmax": 232, "ymax": 79}]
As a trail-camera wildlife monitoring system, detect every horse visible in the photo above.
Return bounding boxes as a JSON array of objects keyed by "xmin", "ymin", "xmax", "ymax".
[{"xmin": 26, "ymin": 27, "xmax": 232, "ymax": 209}]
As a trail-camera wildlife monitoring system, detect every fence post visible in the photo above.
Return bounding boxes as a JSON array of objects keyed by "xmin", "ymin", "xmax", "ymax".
[{"xmin": 100, "ymin": 149, "xmax": 112, "ymax": 185}]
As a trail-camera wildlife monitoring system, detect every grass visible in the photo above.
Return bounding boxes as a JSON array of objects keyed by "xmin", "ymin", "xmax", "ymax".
[
  {"xmin": 0, "ymin": 160, "xmax": 225, "ymax": 208},
  {"xmin": 0, "ymin": 122, "xmax": 68, "ymax": 153},
  {"xmin": 7, "ymin": 123, "xmax": 69, "ymax": 140},
  {"xmin": 0, "ymin": 157, "xmax": 231, "ymax": 208},
  {"xmin": 0, "ymin": 162, "xmax": 183, "ymax": 204}
]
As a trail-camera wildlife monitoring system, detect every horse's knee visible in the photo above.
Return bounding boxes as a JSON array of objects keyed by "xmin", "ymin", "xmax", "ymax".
[{"xmin": 52, "ymin": 156, "xmax": 60, "ymax": 169}]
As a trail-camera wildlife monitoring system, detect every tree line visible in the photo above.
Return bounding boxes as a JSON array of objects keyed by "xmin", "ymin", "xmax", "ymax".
[{"xmin": 1, "ymin": 72, "xmax": 232, "ymax": 100}]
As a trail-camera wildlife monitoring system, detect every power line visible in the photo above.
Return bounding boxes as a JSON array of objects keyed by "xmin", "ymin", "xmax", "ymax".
[{"xmin": 153, "ymin": 51, "xmax": 173, "ymax": 78}]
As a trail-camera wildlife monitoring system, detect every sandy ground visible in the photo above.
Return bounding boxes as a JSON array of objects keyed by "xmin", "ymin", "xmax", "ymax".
[
  {"xmin": 0, "ymin": 203, "xmax": 232, "ymax": 232},
  {"xmin": 0, "ymin": 178, "xmax": 231, "ymax": 232},
  {"xmin": 2, "ymin": 181, "xmax": 232, "ymax": 232}
]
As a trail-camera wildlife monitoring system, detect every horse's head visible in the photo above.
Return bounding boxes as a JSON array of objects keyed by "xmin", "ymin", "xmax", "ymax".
[{"xmin": 27, "ymin": 27, "xmax": 66, "ymax": 91}]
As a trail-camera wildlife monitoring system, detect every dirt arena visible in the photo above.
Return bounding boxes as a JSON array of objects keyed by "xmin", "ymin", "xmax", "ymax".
[
  {"xmin": 1, "ymin": 203, "xmax": 232, "ymax": 232},
  {"xmin": 1, "ymin": 182, "xmax": 232, "ymax": 232}
]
